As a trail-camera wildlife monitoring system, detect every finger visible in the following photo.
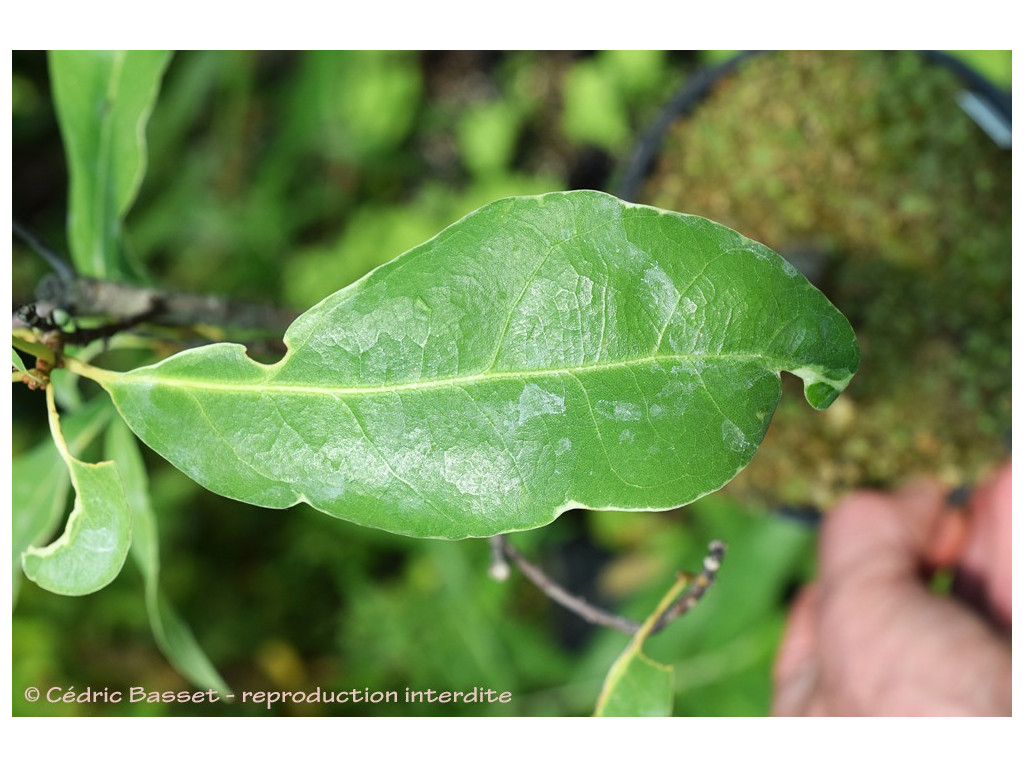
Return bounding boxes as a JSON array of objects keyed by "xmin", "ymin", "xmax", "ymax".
[
  {"xmin": 958, "ymin": 460, "xmax": 1012, "ymax": 629},
  {"xmin": 819, "ymin": 479, "xmax": 948, "ymax": 589},
  {"xmin": 925, "ymin": 504, "xmax": 970, "ymax": 570},
  {"xmin": 772, "ymin": 585, "xmax": 821, "ymax": 716}
]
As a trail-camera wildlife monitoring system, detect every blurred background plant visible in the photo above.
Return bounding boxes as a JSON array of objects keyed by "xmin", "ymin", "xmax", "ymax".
[{"xmin": 11, "ymin": 50, "xmax": 1010, "ymax": 716}]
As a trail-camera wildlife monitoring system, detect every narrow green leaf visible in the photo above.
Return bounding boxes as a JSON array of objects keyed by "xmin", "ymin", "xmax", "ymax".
[
  {"xmin": 149, "ymin": 593, "xmax": 232, "ymax": 696},
  {"xmin": 50, "ymin": 50, "xmax": 171, "ymax": 278},
  {"xmin": 21, "ymin": 388, "xmax": 132, "ymax": 596},
  {"xmin": 98, "ymin": 191, "xmax": 858, "ymax": 539},
  {"xmin": 12, "ymin": 348, "xmax": 28, "ymax": 374},
  {"xmin": 105, "ymin": 418, "xmax": 231, "ymax": 694},
  {"xmin": 104, "ymin": 419, "xmax": 158, "ymax": 580},
  {"xmin": 594, "ymin": 577, "xmax": 687, "ymax": 717},
  {"xmin": 12, "ymin": 397, "xmax": 113, "ymax": 604}
]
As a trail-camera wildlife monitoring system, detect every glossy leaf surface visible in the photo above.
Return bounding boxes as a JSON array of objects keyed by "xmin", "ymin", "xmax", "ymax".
[
  {"xmin": 22, "ymin": 389, "xmax": 132, "ymax": 595},
  {"xmin": 99, "ymin": 191, "xmax": 858, "ymax": 539},
  {"xmin": 50, "ymin": 50, "xmax": 171, "ymax": 278},
  {"xmin": 594, "ymin": 577, "xmax": 686, "ymax": 716},
  {"xmin": 105, "ymin": 419, "xmax": 230, "ymax": 694}
]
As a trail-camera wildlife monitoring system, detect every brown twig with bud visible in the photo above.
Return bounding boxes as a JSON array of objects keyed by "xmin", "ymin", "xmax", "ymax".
[{"xmin": 490, "ymin": 535, "xmax": 726, "ymax": 637}]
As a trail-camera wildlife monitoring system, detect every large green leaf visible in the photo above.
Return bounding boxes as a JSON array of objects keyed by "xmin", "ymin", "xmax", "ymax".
[
  {"xmin": 50, "ymin": 50, "xmax": 171, "ymax": 278},
  {"xmin": 93, "ymin": 191, "xmax": 858, "ymax": 539},
  {"xmin": 12, "ymin": 397, "xmax": 113, "ymax": 603},
  {"xmin": 21, "ymin": 389, "xmax": 132, "ymax": 596},
  {"xmin": 594, "ymin": 577, "xmax": 687, "ymax": 717},
  {"xmin": 104, "ymin": 419, "xmax": 230, "ymax": 694}
]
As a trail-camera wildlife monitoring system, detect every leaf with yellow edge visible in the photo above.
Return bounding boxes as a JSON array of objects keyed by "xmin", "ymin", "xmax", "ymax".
[{"xmin": 594, "ymin": 576, "xmax": 688, "ymax": 717}]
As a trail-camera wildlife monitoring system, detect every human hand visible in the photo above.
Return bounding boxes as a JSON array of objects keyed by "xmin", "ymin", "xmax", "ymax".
[{"xmin": 772, "ymin": 461, "xmax": 1011, "ymax": 716}]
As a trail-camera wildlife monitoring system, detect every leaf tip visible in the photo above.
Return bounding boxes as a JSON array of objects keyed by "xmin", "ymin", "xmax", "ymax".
[
  {"xmin": 791, "ymin": 366, "xmax": 856, "ymax": 410},
  {"xmin": 804, "ymin": 380, "xmax": 842, "ymax": 410}
]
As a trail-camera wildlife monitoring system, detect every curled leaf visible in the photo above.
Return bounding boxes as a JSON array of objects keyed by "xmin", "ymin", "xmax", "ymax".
[
  {"xmin": 12, "ymin": 397, "xmax": 112, "ymax": 603},
  {"xmin": 21, "ymin": 388, "xmax": 132, "ymax": 596}
]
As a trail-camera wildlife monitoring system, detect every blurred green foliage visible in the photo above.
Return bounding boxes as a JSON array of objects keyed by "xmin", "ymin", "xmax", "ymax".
[
  {"xmin": 12, "ymin": 50, "xmax": 1005, "ymax": 717},
  {"xmin": 562, "ymin": 50, "xmax": 668, "ymax": 151}
]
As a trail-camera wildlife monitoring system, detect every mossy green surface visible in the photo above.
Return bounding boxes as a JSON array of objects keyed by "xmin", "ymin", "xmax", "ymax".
[{"xmin": 644, "ymin": 51, "xmax": 1010, "ymax": 508}]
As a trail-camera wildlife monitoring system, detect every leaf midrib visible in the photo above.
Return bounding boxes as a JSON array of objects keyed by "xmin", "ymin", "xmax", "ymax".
[{"xmin": 113, "ymin": 352, "xmax": 778, "ymax": 398}]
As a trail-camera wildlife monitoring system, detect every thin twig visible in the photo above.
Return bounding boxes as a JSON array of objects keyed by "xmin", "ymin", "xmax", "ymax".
[
  {"xmin": 488, "ymin": 536, "xmax": 511, "ymax": 581},
  {"xmin": 13, "ymin": 219, "xmax": 76, "ymax": 281},
  {"xmin": 14, "ymin": 221, "xmax": 298, "ymax": 340},
  {"xmin": 496, "ymin": 535, "xmax": 727, "ymax": 637},
  {"xmin": 28, "ymin": 274, "xmax": 298, "ymax": 337},
  {"xmin": 650, "ymin": 540, "xmax": 727, "ymax": 634},
  {"xmin": 497, "ymin": 535, "xmax": 641, "ymax": 635},
  {"xmin": 12, "ymin": 370, "xmax": 47, "ymax": 387},
  {"xmin": 19, "ymin": 305, "xmax": 164, "ymax": 347}
]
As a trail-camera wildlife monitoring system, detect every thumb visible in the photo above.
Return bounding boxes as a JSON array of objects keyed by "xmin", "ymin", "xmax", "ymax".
[{"xmin": 818, "ymin": 479, "xmax": 949, "ymax": 590}]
